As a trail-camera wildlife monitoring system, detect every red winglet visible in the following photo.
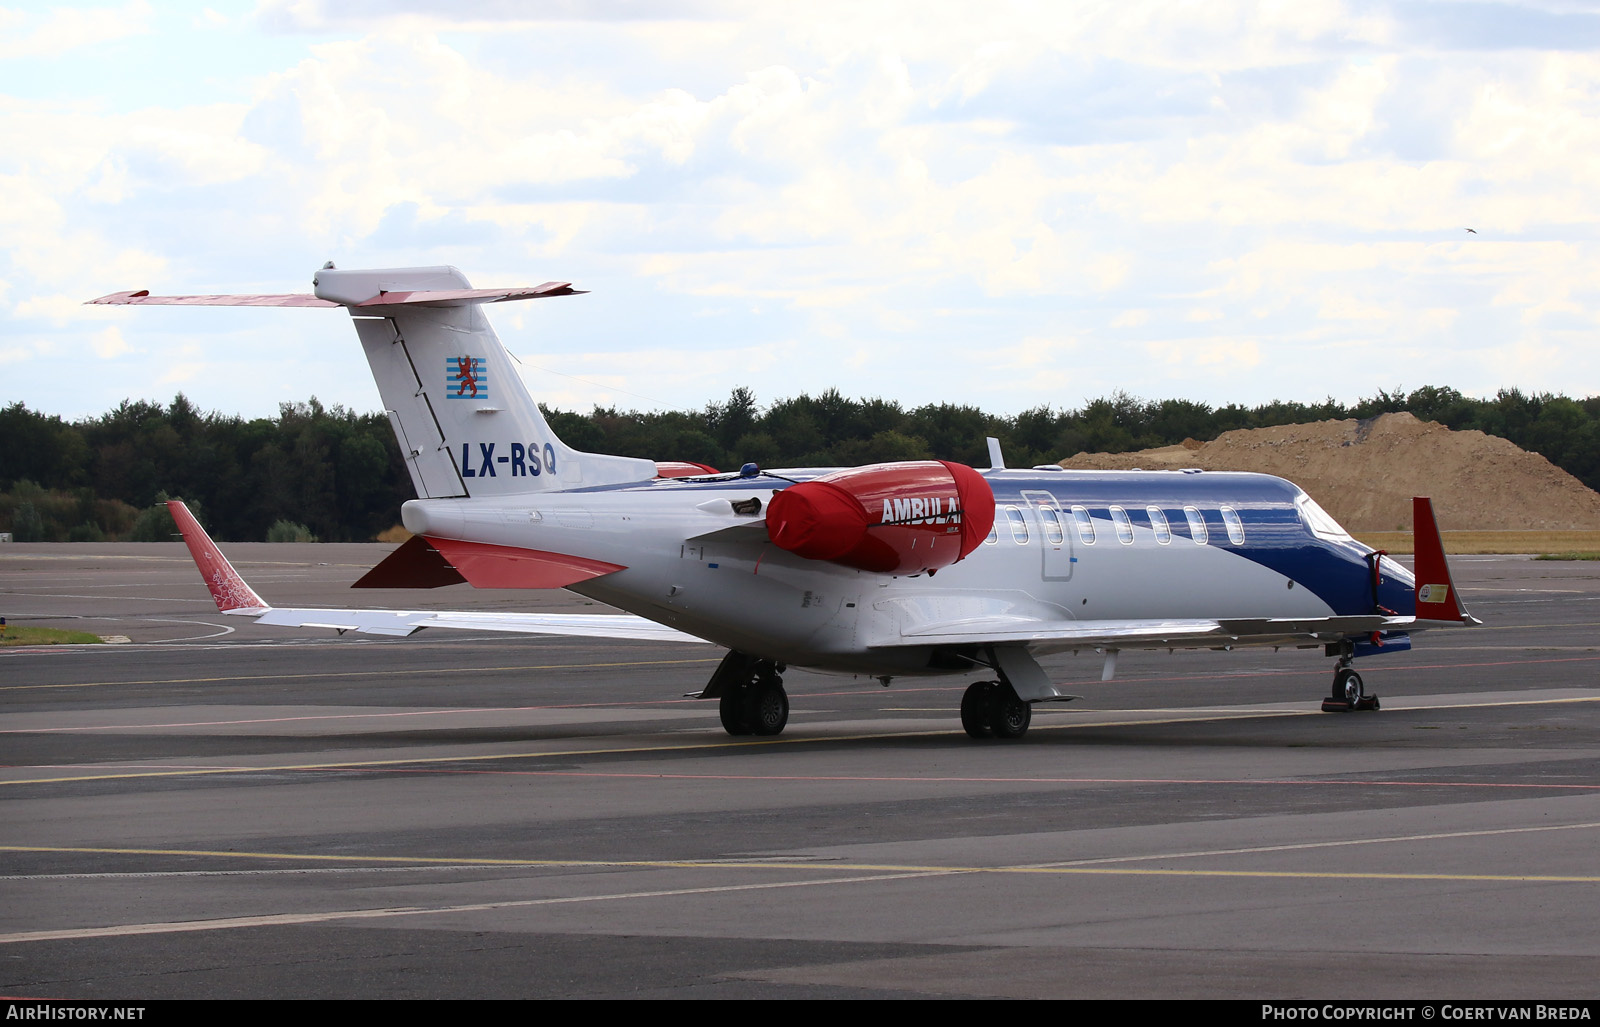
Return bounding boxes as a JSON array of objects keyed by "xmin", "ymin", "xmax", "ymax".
[
  {"xmin": 1413, "ymin": 497, "xmax": 1469, "ymax": 622},
  {"xmin": 167, "ymin": 501, "xmax": 269, "ymax": 612},
  {"xmin": 422, "ymin": 537, "xmax": 624, "ymax": 589}
]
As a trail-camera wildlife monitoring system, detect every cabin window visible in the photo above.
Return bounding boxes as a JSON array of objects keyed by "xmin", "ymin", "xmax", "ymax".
[
  {"xmin": 1006, "ymin": 505, "xmax": 1029, "ymax": 544},
  {"xmin": 1221, "ymin": 506, "xmax": 1245, "ymax": 545},
  {"xmin": 1071, "ymin": 505, "xmax": 1095, "ymax": 544},
  {"xmin": 1110, "ymin": 506, "xmax": 1134, "ymax": 544},
  {"xmin": 1039, "ymin": 505, "xmax": 1064, "ymax": 545},
  {"xmin": 1183, "ymin": 506, "xmax": 1208, "ymax": 544},
  {"xmin": 984, "ymin": 523, "xmax": 998, "ymax": 545},
  {"xmin": 1147, "ymin": 506, "xmax": 1171, "ymax": 544}
]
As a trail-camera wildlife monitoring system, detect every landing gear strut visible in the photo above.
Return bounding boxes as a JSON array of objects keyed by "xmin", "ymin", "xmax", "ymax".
[
  {"xmin": 712, "ymin": 654, "xmax": 789, "ymax": 737},
  {"xmin": 1321, "ymin": 651, "xmax": 1380, "ymax": 713},
  {"xmin": 960, "ymin": 680, "xmax": 1032, "ymax": 740}
]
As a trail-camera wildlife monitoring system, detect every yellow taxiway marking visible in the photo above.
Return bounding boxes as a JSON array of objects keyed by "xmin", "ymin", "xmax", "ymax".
[
  {"xmin": 11, "ymin": 818, "xmax": 1600, "ymax": 876},
  {"xmin": 0, "ymin": 708, "xmax": 1336, "ymax": 786},
  {"xmin": 4, "ymin": 830, "xmax": 1600, "ymax": 945},
  {"xmin": 0, "ymin": 870, "xmax": 952, "ymax": 944},
  {"xmin": 0, "ymin": 656, "xmax": 721, "ymax": 693},
  {"xmin": 5, "ymin": 693, "xmax": 1598, "ymax": 788}
]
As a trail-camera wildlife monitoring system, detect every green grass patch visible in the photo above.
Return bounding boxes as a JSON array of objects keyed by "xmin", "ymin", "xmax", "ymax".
[
  {"xmin": 1533, "ymin": 551, "xmax": 1600, "ymax": 561},
  {"xmin": 0, "ymin": 626, "xmax": 105, "ymax": 647}
]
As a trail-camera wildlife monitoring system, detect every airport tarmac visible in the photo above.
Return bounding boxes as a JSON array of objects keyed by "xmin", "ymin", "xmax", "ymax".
[{"xmin": 1, "ymin": 542, "xmax": 1598, "ymax": 999}]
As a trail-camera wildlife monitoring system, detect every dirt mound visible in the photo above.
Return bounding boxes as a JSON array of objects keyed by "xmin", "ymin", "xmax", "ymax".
[{"xmin": 1059, "ymin": 412, "xmax": 1600, "ymax": 531}]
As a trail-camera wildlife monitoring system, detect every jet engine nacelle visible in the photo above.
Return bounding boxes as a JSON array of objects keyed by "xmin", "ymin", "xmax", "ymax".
[{"xmin": 765, "ymin": 460, "xmax": 996, "ymax": 575}]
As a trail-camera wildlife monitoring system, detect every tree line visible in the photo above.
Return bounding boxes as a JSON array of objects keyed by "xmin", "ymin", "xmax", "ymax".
[{"xmin": 3, "ymin": 385, "xmax": 1598, "ymax": 542}]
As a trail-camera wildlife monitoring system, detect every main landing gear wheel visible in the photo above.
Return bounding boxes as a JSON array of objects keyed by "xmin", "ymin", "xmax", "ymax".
[
  {"xmin": 719, "ymin": 688, "xmax": 753, "ymax": 735},
  {"xmin": 989, "ymin": 684, "xmax": 1031, "ymax": 739},
  {"xmin": 961, "ymin": 681, "xmax": 996, "ymax": 739},
  {"xmin": 748, "ymin": 679, "xmax": 789, "ymax": 736},
  {"xmin": 719, "ymin": 661, "xmax": 789, "ymax": 737},
  {"xmin": 961, "ymin": 681, "xmax": 1031, "ymax": 740},
  {"xmin": 1321, "ymin": 665, "xmax": 1381, "ymax": 713}
]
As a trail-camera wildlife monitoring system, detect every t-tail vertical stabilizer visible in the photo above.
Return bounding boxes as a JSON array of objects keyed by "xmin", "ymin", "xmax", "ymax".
[
  {"xmin": 87, "ymin": 265, "xmax": 659, "ymax": 500},
  {"xmin": 312, "ymin": 266, "xmax": 656, "ymax": 499}
]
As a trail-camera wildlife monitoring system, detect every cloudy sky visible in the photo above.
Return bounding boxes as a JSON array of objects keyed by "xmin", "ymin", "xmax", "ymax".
[{"xmin": 5, "ymin": 0, "xmax": 1599, "ymax": 423}]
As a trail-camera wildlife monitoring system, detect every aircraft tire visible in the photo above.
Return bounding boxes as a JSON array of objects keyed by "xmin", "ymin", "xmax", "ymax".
[
  {"xmin": 961, "ymin": 682, "xmax": 995, "ymax": 739},
  {"xmin": 989, "ymin": 684, "xmax": 1031, "ymax": 740},
  {"xmin": 749, "ymin": 680, "xmax": 789, "ymax": 736},
  {"xmin": 719, "ymin": 687, "xmax": 753, "ymax": 735},
  {"xmin": 1334, "ymin": 667, "xmax": 1364, "ymax": 706}
]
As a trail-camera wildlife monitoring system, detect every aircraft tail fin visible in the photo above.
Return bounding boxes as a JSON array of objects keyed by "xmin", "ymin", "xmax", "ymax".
[
  {"xmin": 91, "ymin": 266, "xmax": 659, "ymax": 500},
  {"xmin": 313, "ymin": 266, "xmax": 656, "ymax": 500},
  {"xmin": 1412, "ymin": 497, "xmax": 1478, "ymax": 625},
  {"xmin": 167, "ymin": 501, "xmax": 269, "ymax": 613}
]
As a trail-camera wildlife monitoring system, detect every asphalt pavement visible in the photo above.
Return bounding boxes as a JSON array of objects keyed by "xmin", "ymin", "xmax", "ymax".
[{"xmin": 2, "ymin": 543, "xmax": 1597, "ymax": 999}]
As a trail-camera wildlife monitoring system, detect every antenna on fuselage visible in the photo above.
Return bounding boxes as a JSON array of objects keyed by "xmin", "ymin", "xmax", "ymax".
[{"xmin": 986, "ymin": 437, "xmax": 1006, "ymax": 470}]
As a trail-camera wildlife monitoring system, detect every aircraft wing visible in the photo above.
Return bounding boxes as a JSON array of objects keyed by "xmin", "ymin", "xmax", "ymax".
[
  {"xmin": 877, "ymin": 614, "xmax": 1412, "ymax": 652},
  {"xmin": 247, "ymin": 606, "xmax": 704, "ymax": 642},
  {"xmin": 168, "ymin": 501, "xmax": 706, "ymax": 644}
]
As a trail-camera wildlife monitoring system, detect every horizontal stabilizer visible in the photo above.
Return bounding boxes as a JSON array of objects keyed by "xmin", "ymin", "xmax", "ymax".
[
  {"xmin": 89, "ymin": 291, "xmax": 337, "ymax": 307},
  {"xmin": 354, "ymin": 283, "xmax": 584, "ymax": 307},
  {"xmin": 87, "ymin": 284, "xmax": 581, "ymax": 309}
]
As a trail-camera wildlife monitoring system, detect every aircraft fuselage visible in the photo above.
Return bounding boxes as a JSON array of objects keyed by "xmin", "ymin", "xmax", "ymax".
[{"xmin": 400, "ymin": 466, "xmax": 1413, "ymax": 675}]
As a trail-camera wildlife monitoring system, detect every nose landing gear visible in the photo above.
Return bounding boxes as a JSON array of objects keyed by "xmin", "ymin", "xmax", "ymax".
[{"xmin": 1321, "ymin": 653, "xmax": 1381, "ymax": 713}]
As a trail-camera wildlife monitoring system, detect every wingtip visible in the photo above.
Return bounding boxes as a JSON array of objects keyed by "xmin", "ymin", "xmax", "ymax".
[
  {"xmin": 1412, "ymin": 496, "xmax": 1473, "ymax": 623},
  {"xmin": 167, "ymin": 499, "xmax": 269, "ymax": 613}
]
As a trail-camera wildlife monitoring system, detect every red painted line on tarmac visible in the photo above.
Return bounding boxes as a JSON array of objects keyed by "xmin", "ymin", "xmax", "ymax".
[
  {"xmin": 271, "ymin": 765, "xmax": 1600, "ymax": 790},
  {"xmin": 8, "ymin": 651, "xmax": 1598, "ymax": 701},
  {"xmin": 804, "ymin": 654, "xmax": 1600, "ymax": 697}
]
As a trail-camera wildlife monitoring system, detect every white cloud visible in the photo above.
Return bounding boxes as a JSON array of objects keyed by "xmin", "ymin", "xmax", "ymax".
[
  {"xmin": 156, "ymin": 360, "xmax": 204, "ymax": 385},
  {"xmin": 0, "ymin": 1, "xmax": 152, "ymax": 60},
  {"xmin": 90, "ymin": 325, "xmax": 132, "ymax": 358},
  {"xmin": 1147, "ymin": 338, "xmax": 1263, "ymax": 370},
  {"xmin": 9, "ymin": 2, "xmax": 1600, "ymax": 418}
]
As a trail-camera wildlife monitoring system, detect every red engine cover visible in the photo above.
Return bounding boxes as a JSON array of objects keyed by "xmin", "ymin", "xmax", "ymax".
[
  {"xmin": 655, "ymin": 461, "xmax": 719, "ymax": 478},
  {"xmin": 765, "ymin": 460, "xmax": 996, "ymax": 575}
]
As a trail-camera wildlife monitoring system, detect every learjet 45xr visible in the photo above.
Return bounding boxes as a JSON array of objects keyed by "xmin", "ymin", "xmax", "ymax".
[{"xmin": 92, "ymin": 265, "xmax": 1479, "ymax": 740}]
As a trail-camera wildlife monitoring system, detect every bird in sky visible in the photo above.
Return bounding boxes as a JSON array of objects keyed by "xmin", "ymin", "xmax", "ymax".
[{"xmin": 1465, "ymin": 228, "xmax": 1477, "ymax": 233}]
